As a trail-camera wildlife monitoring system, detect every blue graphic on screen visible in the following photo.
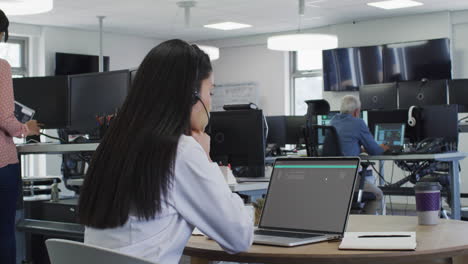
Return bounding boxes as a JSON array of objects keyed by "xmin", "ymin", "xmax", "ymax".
[{"xmin": 374, "ymin": 123, "xmax": 405, "ymax": 146}]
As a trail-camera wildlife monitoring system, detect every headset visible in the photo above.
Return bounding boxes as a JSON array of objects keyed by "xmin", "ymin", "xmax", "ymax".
[
  {"xmin": 191, "ymin": 44, "xmax": 211, "ymax": 125},
  {"xmin": 193, "ymin": 89, "xmax": 210, "ymax": 124},
  {"xmin": 408, "ymin": 105, "xmax": 417, "ymax": 127}
]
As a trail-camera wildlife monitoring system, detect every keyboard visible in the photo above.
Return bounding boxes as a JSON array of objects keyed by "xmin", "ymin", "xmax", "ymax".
[
  {"xmin": 383, "ymin": 146, "xmax": 404, "ymax": 155},
  {"xmin": 255, "ymin": 229, "xmax": 320, "ymax": 239}
]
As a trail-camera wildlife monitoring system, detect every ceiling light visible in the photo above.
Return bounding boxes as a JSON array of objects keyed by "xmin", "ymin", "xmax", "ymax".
[
  {"xmin": 0, "ymin": 0, "xmax": 53, "ymax": 16},
  {"xmin": 268, "ymin": 34, "xmax": 338, "ymax": 51},
  {"xmin": 197, "ymin": 45, "xmax": 220, "ymax": 61},
  {"xmin": 306, "ymin": 0, "xmax": 327, "ymax": 8},
  {"xmin": 267, "ymin": 0, "xmax": 338, "ymax": 51},
  {"xmin": 204, "ymin": 22, "xmax": 252, "ymax": 31},
  {"xmin": 367, "ymin": 0, "xmax": 423, "ymax": 10}
]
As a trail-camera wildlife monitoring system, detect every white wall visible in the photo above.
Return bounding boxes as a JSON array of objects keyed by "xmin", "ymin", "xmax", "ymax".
[
  {"xmin": 211, "ymin": 45, "xmax": 289, "ymax": 115},
  {"xmin": 10, "ymin": 23, "xmax": 162, "ymax": 77},
  {"xmin": 42, "ymin": 26, "xmax": 162, "ymax": 76},
  {"xmin": 202, "ymin": 10, "xmax": 468, "ymax": 206}
]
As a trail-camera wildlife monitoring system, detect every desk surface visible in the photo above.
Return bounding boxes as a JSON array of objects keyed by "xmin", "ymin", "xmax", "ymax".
[
  {"xmin": 361, "ymin": 152, "xmax": 468, "ymax": 161},
  {"xmin": 184, "ymin": 215, "xmax": 468, "ymax": 264}
]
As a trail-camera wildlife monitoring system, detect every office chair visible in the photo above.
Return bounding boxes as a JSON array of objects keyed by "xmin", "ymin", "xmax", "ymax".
[
  {"xmin": 310, "ymin": 125, "xmax": 377, "ymax": 214},
  {"xmin": 45, "ymin": 239, "xmax": 155, "ymax": 264}
]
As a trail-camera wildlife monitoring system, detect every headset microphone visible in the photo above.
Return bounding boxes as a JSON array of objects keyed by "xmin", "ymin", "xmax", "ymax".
[{"xmin": 194, "ymin": 93, "xmax": 211, "ymax": 126}]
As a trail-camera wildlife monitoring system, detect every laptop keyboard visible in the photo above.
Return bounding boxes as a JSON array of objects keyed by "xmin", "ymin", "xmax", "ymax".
[{"xmin": 255, "ymin": 229, "xmax": 320, "ymax": 239}]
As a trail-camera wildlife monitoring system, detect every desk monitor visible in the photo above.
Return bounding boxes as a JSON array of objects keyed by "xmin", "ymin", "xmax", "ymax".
[
  {"xmin": 285, "ymin": 116, "xmax": 306, "ymax": 144},
  {"xmin": 367, "ymin": 109, "xmax": 422, "ymax": 144},
  {"xmin": 266, "ymin": 116, "xmax": 286, "ymax": 145},
  {"xmin": 266, "ymin": 116, "xmax": 306, "ymax": 146},
  {"xmin": 317, "ymin": 111, "xmax": 339, "ymax": 126},
  {"xmin": 129, "ymin": 68, "xmax": 138, "ymax": 91},
  {"xmin": 362, "ymin": 111, "xmax": 368, "ymax": 126},
  {"xmin": 359, "ymin": 83, "xmax": 397, "ymax": 110},
  {"xmin": 448, "ymin": 79, "xmax": 468, "ymax": 112},
  {"xmin": 398, "ymin": 80, "xmax": 448, "ymax": 109},
  {"xmin": 55, "ymin": 52, "xmax": 109, "ymax": 75},
  {"xmin": 374, "ymin": 123, "xmax": 405, "ymax": 146},
  {"xmin": 68, "ymin": 70, "xmax": 129, "ymax": 134},
  {"xmin": 13, "ymin": 76, "xmax": 69, "ymax": 128},
  {"xmin": 209, "ymin": 110, "xmax": 265, "ymax": 177},
  {"xmin": 421, "ymin": 105, "xmax": 458, "ymax": 146}
]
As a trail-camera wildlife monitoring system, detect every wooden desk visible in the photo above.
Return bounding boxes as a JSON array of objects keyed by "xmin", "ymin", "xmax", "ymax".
[{"xmin": 184, "ymin": 215, "xmax": 468, "ymax": 264}]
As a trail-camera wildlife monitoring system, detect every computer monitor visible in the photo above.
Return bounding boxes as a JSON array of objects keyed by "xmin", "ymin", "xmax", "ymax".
[
  {"xmin": 383, "ymin": 38, "xmax": 451, "ymax": 82},
  {"xmin": 420, "ymin": 105, "xmax": 458, "ymax": 146},
  {"xmin": 129, "ymin": 68, "xmax": 138, "ymax": 90},
  {"xmin": 317, "ymin": 111, "xmax": 339, "ymax": 126},
  {"xmin": 13, "ymin": 76, "xmax": 69, "ymax": 128},
  {"xmin": 398, "ymin": 79, "xmax": 448, "ymax": 109},
  {"xmin": 266, "ymin": 116, "xmax": 305, "ymax": 146},
  {"xmin": 374, "ymin": 123, "xmax": 405, "ymax": 146},
  {"xmin": 285, "ymin": 116, "xmax": 306, "ymax": 145},
  {"xmin": 209, "ymin": 110, "xmax": 265, "ymax": 178},
  {"xmin": 359, "ymin": 82, "xmax": 398, "ymax": 110},
  {"xmin": 362, "ymin": 111, "xmax": 368, "ymax": 126},
  {"xmin": 367, "ymin": 109, "xmax": 422, "ymax": 144},
  {"xmin": 68, "ymin": 70, "xmax": 129, "ymax": 134},
  {"xmin": 266, "ymin": 116, "xmax": 286, "ymax": 145},
  {"xmin": 448, "ymin": 79, "xmax": 468, "ymax": 112},
  {"xmin": 55, "ymin": 52, "xmax": 110, "ymax": 75}
]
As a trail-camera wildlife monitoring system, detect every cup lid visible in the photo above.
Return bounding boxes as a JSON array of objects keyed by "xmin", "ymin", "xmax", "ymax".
[{"xmin": 414, "ymin": 182, "xmax": 442, "ymax": 191}]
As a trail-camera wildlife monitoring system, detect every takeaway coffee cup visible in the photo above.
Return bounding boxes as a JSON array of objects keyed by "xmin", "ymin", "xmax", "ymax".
[{"xmin": 414, "ymin": 182, "xmax": 442, "ymax": 225}]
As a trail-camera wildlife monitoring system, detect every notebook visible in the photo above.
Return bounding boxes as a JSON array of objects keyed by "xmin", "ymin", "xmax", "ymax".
[{"xmin": 339, "ymin": 232, "xmax": 417, "ymax": 251}]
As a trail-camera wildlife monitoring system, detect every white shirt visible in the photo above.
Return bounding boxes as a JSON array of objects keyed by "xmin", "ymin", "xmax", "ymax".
[{"xmin": 84, "ymin": 135, "xmax": 254, "ymax": 264}]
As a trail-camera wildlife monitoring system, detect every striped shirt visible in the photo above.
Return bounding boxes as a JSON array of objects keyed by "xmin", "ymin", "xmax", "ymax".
[{"xmin": 0, "ymin": 58, "xmax": 28, "ymax": 169}]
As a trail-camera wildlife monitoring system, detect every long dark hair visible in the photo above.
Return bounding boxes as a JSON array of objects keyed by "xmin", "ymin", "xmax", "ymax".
[
  {"xmin": 0, "ymin": 9, "xmax": 9, "ymax": 42},
  {"xmin": 78, "ymin": 39, "xmax": 212, "ymax": 228}
]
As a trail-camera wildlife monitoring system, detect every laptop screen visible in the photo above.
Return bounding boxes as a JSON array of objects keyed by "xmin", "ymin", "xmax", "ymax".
[
  {"xmin": 259, "ymin": 158, "xmax": 359, "ymax": 235},
  {"xmin": 374, "ymin": 123, "xmax": 405, "ymax": 146}
]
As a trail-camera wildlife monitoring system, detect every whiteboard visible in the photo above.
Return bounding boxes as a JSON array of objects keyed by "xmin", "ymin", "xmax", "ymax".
[{"xmin": 211, "ymin": 82, "xmax": 259, "ymax": 111}]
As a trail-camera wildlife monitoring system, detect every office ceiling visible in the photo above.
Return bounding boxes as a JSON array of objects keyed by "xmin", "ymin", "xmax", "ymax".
[{"xmin": 8, "ymin": 0, "xmax": 468, "ymax": 41}]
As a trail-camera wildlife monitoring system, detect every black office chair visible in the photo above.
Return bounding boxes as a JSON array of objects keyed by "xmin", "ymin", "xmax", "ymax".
[{"xmin": 310, "ymin": 125, "xmax": 377, "ymax": 214}]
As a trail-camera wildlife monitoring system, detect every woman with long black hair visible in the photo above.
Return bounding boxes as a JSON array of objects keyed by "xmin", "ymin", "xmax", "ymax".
[
  {"xmin": 0, "ymin": 9, "xmax": 42, "ymax": 264},
  {"xmin": 78, "ymin": 39, "xmax": 253, "ymax": 263}
]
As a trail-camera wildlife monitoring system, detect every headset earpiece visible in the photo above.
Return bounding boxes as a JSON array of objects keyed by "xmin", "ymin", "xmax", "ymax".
[
  {"xmin": 408, "ymin": 106, "xmax": 417, "ymax": 127},
  {"xmin": 192, "ymin": 91, "xmax": 201, "ymax": 105}
]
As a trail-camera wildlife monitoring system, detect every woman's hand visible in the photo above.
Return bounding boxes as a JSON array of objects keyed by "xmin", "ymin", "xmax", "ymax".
[
  {"xmin": 191, "ymin": 130, "xmax": 212, "ymax": 161},
  {"xmin": 25, "ymin": 120, "xmax": 42, "ymax": 136}
]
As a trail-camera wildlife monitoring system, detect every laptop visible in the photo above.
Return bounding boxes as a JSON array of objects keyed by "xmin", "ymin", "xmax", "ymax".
[
  {"xmin": 374, "ymin": 123, "xmax": 405, "ymax": 153},
  {"xmin": 253, "ymin": 157, "xmax": 360, "ymax": 247}
]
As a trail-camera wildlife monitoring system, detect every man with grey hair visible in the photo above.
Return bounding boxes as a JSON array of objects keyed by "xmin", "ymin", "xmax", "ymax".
[{"xmin": 330, "ymin": 95, "xmax": 389, "ymax": 215}]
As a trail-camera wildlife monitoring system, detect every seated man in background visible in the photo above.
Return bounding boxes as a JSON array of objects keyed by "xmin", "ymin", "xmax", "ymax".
[{"xmin": 330, "ymin": 95, "xmax": 389, "ymax": 215}]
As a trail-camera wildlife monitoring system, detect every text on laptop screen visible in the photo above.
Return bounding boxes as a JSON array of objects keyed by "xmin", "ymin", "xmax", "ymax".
[
  {"xmin": 374, "ymin": 123, "xmax": 405, "ymax": 146},
  {"xmin": 260, "ymin": 159, "xmax": 359, "ymax": 234}
]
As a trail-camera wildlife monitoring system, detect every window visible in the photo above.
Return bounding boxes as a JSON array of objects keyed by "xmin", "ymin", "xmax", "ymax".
[
  {"xmin": 0, "ymin": 36, "xmax": 28, "ymax": 77},
  {"xmin": 291, "ymin": 50, "xmax": 323, "ymax": 115}
]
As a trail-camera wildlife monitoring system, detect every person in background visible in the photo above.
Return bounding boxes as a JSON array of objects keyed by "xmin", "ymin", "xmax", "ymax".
[
  {"xmin": 0, "ymin": 9, "xmax": 42, "ymax": 264},
  {"xmin": 78, "ymin": 39, "xmax": 253, "ymax": 264},
  {"xmin": 330, "ymin": 95, "xmax": 388, "ymax": 215}
]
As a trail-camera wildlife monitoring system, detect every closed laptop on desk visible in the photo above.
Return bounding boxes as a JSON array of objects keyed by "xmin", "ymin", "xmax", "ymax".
[{"xmin": 254, "ymin": 157, "xmax": 360, "ymax": 247}]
